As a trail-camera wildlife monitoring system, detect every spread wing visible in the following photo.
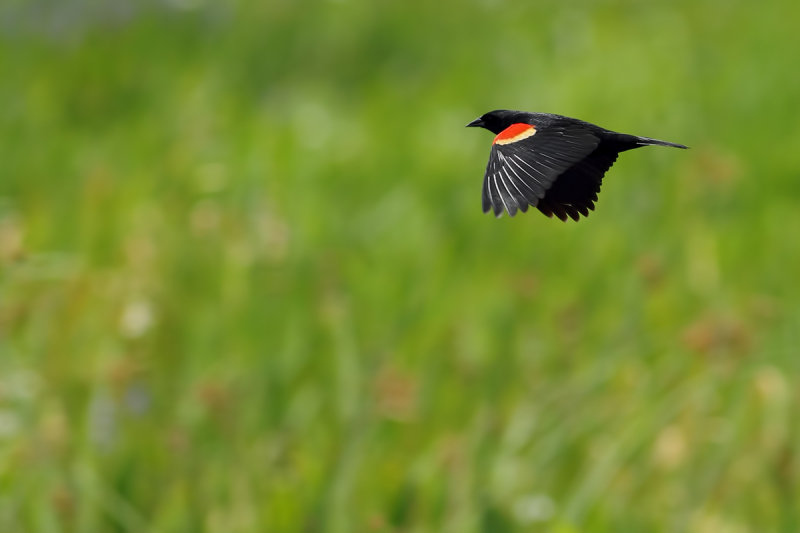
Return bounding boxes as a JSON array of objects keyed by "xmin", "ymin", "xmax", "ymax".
[
  {"xmin": 481, "ymin": 122, "xmax": 601, "ymax": 217},
  {"xmin": 535, "ymin": 146, "xmax": 620, "ymax": 221}
]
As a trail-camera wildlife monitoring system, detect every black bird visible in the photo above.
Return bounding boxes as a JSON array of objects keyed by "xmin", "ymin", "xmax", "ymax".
[{"xmin": 467, "ymin": 110, "xmax": 687, "ymax": 221}]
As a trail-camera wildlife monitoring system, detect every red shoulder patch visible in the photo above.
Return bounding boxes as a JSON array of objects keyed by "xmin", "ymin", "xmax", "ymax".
[{"xmin": 493, "ymin": 123, "xmax": 537, "ymax": 145}]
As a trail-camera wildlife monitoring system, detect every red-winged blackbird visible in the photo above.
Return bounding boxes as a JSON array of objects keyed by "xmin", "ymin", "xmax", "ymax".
[{"xmin": 467, "ymin": 110, "xmax": 687, "ymax": 221}]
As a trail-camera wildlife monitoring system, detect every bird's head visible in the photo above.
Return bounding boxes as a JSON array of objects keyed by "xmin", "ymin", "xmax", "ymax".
[{"xmin": 466, "ymin": 109, "xmax": 529, "ymax": 134}]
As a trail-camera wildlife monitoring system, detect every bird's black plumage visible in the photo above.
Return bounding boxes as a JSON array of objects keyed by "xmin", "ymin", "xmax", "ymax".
[{"xmin": 467, "ymin": 110, "xmax": 687, "ymax": 221}]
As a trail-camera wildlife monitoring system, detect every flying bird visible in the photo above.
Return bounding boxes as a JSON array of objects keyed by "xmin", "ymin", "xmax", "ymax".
[{"xmin": 467, "ymin": 110, "xmax": 687, "ymax": 221}]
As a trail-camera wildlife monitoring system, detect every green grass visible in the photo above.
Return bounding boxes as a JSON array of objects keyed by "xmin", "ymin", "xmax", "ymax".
[{"xmin": 2, "ymin": 0, "xmax": 800, "ymax": 531}]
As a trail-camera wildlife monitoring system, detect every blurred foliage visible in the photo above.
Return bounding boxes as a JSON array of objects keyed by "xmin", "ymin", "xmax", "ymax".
[{"xmin": 1, "ymin": 0, "xmax": 800, "ymax": 531}]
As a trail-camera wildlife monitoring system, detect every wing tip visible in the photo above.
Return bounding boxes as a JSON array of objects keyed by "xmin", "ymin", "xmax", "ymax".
[{"xmin": 484, "ymin": 201, "xmax": 532, "ymax": 218}]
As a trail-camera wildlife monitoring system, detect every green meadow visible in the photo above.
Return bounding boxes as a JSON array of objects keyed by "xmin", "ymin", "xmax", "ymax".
[{"xmin": 1, "ymin": 0, "xmax": 799, "ymax": 531}]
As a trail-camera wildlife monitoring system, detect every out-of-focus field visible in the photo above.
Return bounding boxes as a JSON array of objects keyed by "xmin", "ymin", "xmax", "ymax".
[{"xmin": 1, "ymin": 0, "xmax": 799, "ymax": 531}]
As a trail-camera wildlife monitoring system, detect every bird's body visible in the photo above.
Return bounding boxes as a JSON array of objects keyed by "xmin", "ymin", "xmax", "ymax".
[{"xmin": 467, "ymin": 110, "xmax": 687, "ymax": 221}]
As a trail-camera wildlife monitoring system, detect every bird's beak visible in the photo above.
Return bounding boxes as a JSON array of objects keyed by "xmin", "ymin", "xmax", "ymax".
[{"xmin": 466, "ymin": 117, "xmax": 484, "ymax": 128}]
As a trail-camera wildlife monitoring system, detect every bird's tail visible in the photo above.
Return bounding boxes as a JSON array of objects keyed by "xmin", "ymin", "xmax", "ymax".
[{"xmin": 634, "ymin": 136, "xmax": 688, "ymax": 149}]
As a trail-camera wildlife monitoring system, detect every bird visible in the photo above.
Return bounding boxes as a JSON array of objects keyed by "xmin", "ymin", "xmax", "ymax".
[{"xmin": 467, "ymin": 110, "xmax": 687, "ymax": 221}]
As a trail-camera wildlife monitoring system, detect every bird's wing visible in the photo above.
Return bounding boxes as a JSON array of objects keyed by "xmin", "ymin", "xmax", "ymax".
[
  {"xmin": 482, "ymin": 122, "xmax": 600, "ymax": 217},
  {"xmin": 535, "ymin": 146, "xmax": 620, "ymax": 222}
]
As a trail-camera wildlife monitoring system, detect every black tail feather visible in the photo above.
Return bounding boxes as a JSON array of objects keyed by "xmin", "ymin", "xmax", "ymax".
[{"xmin": 634, "ymin": 136, "xmax": 688, "ymax": 149}]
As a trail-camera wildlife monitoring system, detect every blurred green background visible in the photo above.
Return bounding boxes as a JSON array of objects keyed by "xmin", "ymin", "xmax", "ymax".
[{"xmin": 1, "ymin": 0, "xmax": 800, "ymax": 531}]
